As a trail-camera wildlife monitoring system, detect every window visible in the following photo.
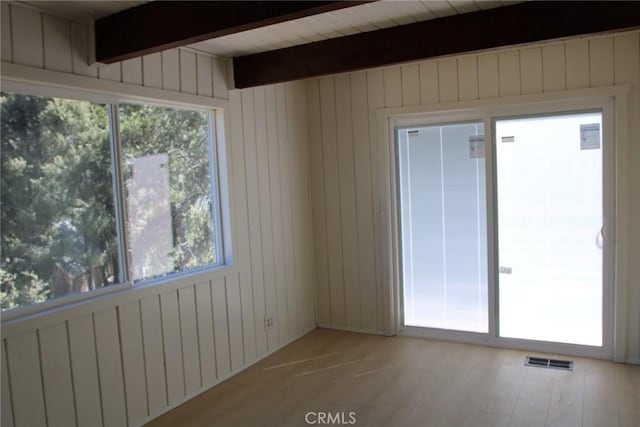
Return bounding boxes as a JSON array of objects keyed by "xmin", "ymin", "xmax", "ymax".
[
  {"xmin": 120, "ymin": 103, "xmax": 221, "ymax": 282},
  {"xmin": 1, "ymin": 91, "xmax": 224, "ymax": 313}
]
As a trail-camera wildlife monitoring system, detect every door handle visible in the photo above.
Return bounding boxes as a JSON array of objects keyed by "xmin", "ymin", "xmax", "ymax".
[{"xmin": 596, "ymin": 224, "xmax": 604, "ymax": 249}]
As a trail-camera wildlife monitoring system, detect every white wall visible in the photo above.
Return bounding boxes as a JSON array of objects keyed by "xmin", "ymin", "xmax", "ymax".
[
  {"xmin": 306, "ymin": 30, "xmax": 640, "ymax": 362},
  {"xmin": 0, "ymin": 4, "xmax": 316, "ymax": 427}
]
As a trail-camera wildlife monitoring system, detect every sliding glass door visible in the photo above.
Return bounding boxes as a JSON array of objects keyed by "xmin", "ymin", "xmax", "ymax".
[
  {"xmin": 495, "ymin": 112, "xmax": 604, "ymax": 346},
  {"xmin": 397, "ymin": 122, "xmax": 488, "ymax": 333},
  {"xmin": 396, "ymin": 106, "xmax": 610, "ymax": 354}
]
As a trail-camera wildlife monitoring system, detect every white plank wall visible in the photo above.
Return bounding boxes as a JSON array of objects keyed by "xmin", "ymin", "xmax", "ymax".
[
  {"xmin": 1, "ymin": 3, "xmax": 230, "ymax": 100},
  {"xmin": 67, "ymin": 316, "xmax": 103, "ymax": 427},
  {"xmin": 93, "ymin": 308, "xmax": 127, "ymax": 427},
  {"xmin": 6, "ymin": 333, "xmax": 46, "ymax": 426},
  {"xmin": 39, "ymin": 323, "xmax": 75, "ymax": 427},
  {"xmin": 118, "ymin": 302, "xmax": 148, "ymax": 425},
  {"xmin": 306, "ymin": 31, "xmax": 640, "ymax": 359},
  {"xmin": 1, "ymin": 5, "xmax": 316, "ymax": 427},
  {"xmin": 287, "ymin": 81, "xmax": 317, "ymax": 334},
  {"xmin": 139, "ymin": 297, "xmax": 167, "ymax": 416}
]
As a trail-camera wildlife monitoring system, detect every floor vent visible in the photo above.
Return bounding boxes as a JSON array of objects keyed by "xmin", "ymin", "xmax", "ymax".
[{"xmin": 524, "ymin": 356, "xmax": 573, "ymax": 371}]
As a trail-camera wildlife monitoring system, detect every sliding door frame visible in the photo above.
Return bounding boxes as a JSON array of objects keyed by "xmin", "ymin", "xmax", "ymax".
[{"xmin": 374, "ymin": 85, "xmax": 631, "ymax": 361}]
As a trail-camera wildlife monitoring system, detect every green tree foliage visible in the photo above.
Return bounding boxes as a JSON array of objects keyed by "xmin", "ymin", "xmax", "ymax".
[
  {"xmin": 119, "ymin": 104, "xmax": 216, "ymax": 278},
  {"xmin": 1, "ymin": 93, "xmax": 117, "ymax": 309}
]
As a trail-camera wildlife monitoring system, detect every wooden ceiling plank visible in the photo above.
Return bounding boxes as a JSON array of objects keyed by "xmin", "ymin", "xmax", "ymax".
[
  {"xmin": 449, "ymin": 0, "xmax": 481, "ymax": 15},
  {"xmin": 233, "ymin": 1, "xmax": 640, "ymax": 88},
  {"xmin": 94, "ymin": 0, "xmax": 375, "ymax": 63},
  {"xmin": 422, "ymin": 1, "xmax": 459, "ymax": 18},
  {"xmin": 475, "ymin": 1, "xmax": 503, "ymax": 11},
  {"xmin": 393, "ymin": 1, "xmax": 437, "ymax": 23}
]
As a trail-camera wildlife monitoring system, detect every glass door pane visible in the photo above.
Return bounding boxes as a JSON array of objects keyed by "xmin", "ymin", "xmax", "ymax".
[
  {"xmin": 495, "ymin": 112, "xmax": 603, "ymax": 346},
  {"xmin": 398, "ymin": 122, "xmax": 488, "ymax": 333}
]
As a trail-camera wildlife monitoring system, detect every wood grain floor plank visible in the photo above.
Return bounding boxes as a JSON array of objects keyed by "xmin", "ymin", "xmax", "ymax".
[{"xmin": 146, "ymin": 330, "xmax": 640, "ymax": 427}]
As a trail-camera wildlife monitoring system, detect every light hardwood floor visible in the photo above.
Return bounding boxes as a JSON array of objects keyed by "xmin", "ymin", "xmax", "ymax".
[{"xmin": 147, "ymin": 329, "xmax": 639, "ymax": 427}]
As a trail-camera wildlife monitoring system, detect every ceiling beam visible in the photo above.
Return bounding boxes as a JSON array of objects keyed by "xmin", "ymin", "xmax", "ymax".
[
  {"xmin": 95, "ymin": 1, "xmax": 375, "ymax": 64},
  {"xmin": 234, "ymin": 1, "xmax": 640, "ymax": 88}
]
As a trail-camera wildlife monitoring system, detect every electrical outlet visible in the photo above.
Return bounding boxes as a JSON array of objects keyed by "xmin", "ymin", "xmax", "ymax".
[{"xmin": 265, "ymin": 315, "xmax": 274, "ymax": 330}]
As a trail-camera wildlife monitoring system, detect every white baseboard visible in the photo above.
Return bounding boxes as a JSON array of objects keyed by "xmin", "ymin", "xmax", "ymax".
[
  {"xmin": 317, "ymin": 324, "xmax": 384, "ymax": 335},
  {"xmin": 626, "ymin": 357, "xmax": 640, "ymax": 365}
]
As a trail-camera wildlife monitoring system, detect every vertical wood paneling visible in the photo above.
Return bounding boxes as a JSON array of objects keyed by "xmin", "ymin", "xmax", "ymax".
[
  {"xmin": 212, "ymin": 279, "xmax": 231, "ymax": 378},
  {"xmin": 335, "ymin": 74, "xmax": 361, "ymax": 329},
  {"xmin": 566, "ymin": 40, "xmax": 590, "ymax": 89},
  {"xmin": 39, "ymin": 323, "xmax": 75, "ymax": 427},
  {"xmin": 307, "ymin": 79, "xmax": 331, "ymax": 326},
  {"xmin": 614, "ymin": 32, "xmax": 640, "ymax": 363},
  {"xmin": 366, "ymin": 68, "xmax": 385, "ymax": 332},
  {"xmin": 285, "ymin": 82, "xmax": 304, "ymax": 335},
  {"xmin": 93, "ymin": 308, "xmax": 127, "ymax": 427},
  {"xmin": 118, "ymin": 301, "xmax": 148, "ymax": 426},
  {"xmin": 178, "ymin": 286, "xmax": 201, "ymax": 394},
  {"xmin": 542, "ymin": 44, "xmax": 566, "ymax": 92},
  {"xmin": 212, "ymin": 56, "xmax": 229, "ymax": 99},
  {"xmin": 160, "ymin": 291, "xmax": 185, "ymax": 403},
  {"xmin": 194, "ymin": 281, "xmax": 217, "ymax": 386},
  {"xmin": 241, "ymin": 88, "xmax": 268, "ymax": 355},
  {"xmin": 419, "ymin": 61, "xmax": 439, "ymax": 104},
  {"xmin": 590, "ymin": 37, "xmax": 615, "ymax": 87},
  {"xmin": 196, "ymin": 54, "xmax": 213, "ymax": 97},
  {"xmin": 266, "ymin": 84, "xmax": 289, "ymax": 343},
  {"xmin": 122, "ymin": 58, "xmax": 143, "ymax": 86},
  {"xmin": 42, "ymin": 15, "xmax": 72, "ymax": 73},
  {"xmin": 290, "ymin": 80, "xmax": 316, "ymax": 332},
  {"xmin": 11, "ymin": 6, "xmax": 43, "ymax": 68},
  {"xmin": 67, "ymin": 316, "xmax": 103, "ymax": 427},
  {"xmin": 99, "ymin": 63, "xmax": 121, "ymax": 83},
  {"xmin": 162, "ymin": 50, "xmax": 180, "ymax": 92},
  {"xmin": 70, "ymin": 22, "xmax": 96, "ymax": 78},
  {"xmin": 226, "ymin": 276, "xmax": 245, "ymax": 370},
  {"xmin": 519, "ymin": 47, "xmax": 543, "ymax": 94},
  {"xmin": 1, "ymin": 3, "xmax": 12, "ymax": 62},
  {"xmin": 401, "ymin": 64, "xmax": 421, "ymax": 106},
  {"xmin": 254, "ymin": 86, "xmax": 278, "ymax": 350},
  {"xmin": 139, "ymin": 296, "xmax": 168, "ymax": 415},
  {"xmin": 229, "ymin": 89, "xmax": 258, "ymax": 363},
  {"xmin": 383, "ymin": 67, "xmax": 403, "ymax": 107},
  {"xmin": 458, "ymin": 55, "xmax": 479, "ymax": 101},
  {"xmin": 1, "ymin": 341, "xmax": 14, "ymax": 427},
  {"xmin": 6, "ymin": 332, "xmax": 46, "ymax": 427},
  {"xmin": 498, "ymin": 50, "xmax": 520, "ymax": 96},
  {"xmin": 438, "ymin": 59, "xmax": 459, "ymax": 102},
  {"xmin": 614, "ymin": 33, "xmax": 640, "ymax": 84},
  {"xmin": 179, "ymin": 50, "xmax": 197, "ymax": 94},
  {"xmin": 319, "ymin": 77, "xmax": 346, "ymax": 326},
  {"xmin": 143, "ymin": 53, "xmax": 162, "ymax": 89},
  {"xmin": 351, "ymin": 71, "xmax": 377, "ymax": 331},
  {"xmin": 278, "ymin": 83, "xmax": 299, "ymax": 338},
  {"xmin": 478, "ymin": 53, "xmax": 499, "ymax": 98}
]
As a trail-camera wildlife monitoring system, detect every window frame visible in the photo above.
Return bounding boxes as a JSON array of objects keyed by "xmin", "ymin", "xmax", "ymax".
[{"xmin": 0, "ymin": 80, "xmax": 231, "ymax": 321}]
